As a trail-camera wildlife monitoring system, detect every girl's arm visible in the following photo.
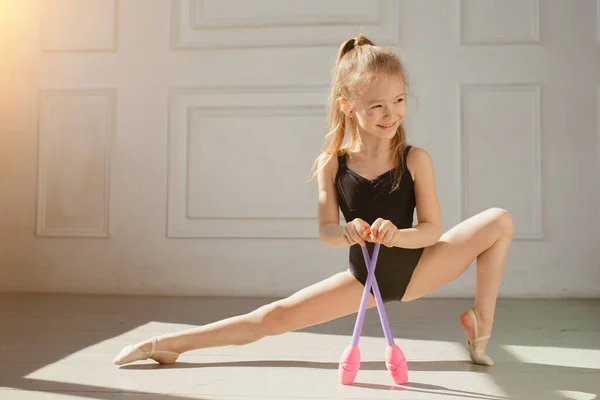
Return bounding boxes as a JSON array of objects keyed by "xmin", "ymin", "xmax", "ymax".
[
  {"xmin": 316, "ymin": 153, "xmax": 350, "ymax": 248},
  {"xmin": 394, "ymin": 147, "xmax": 442, "ymax": 248}
]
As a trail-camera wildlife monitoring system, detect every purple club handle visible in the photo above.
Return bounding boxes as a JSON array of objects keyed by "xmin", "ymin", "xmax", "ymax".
[
  {"xmin": 361, "ymin": 245, "xmax": 395, "ymax": 346},
  {"xmin": 350, "ymin": 243, "xmax": 381, "ymax": 346}
]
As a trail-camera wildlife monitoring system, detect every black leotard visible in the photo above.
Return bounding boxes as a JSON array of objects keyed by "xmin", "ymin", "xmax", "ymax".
[{"xmin": 335, "ymin": 145, "xmax": 424, "ymax": 302}]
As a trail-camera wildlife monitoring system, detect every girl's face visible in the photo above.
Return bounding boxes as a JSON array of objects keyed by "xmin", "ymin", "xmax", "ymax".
[{"xmin": 347, "ymin": 74, "xmax": 406, "ymax": 141}]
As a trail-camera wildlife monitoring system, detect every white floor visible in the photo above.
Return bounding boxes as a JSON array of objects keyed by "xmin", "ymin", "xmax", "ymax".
[{"xmin": 0, "ymin": 294, "xmax": 598, "ymax": 400}]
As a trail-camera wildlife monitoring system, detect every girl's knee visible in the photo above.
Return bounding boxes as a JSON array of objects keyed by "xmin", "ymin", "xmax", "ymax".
[
  {"xmin": 486, "ymin": 207, "xmax": 514, "ymax": 239},
  {"xmin": 494, "ymin": 208, "xmax": 514, "ymax": 238},
  {"xmin": 254, "ymin": 302, "xmax": 289, "ymax": 337}
]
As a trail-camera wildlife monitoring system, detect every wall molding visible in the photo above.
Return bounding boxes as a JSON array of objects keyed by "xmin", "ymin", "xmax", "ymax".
[
  {"xmin": 458, "ymin": 0, "xmax": 540, "ymax": 46},
  {"xmin": 36, "ymin": 88, "xmax": 115, "ymax": 237},
  {"xmin": 167, "ymin": 85, "xmax": 328, "ymax": 238},
  {"xmin": 39, "ymin": 0, "xmax": 118, "ymax": 53},
  {"xmin": 459, "ymin": 82, "xmax": 543, "ymax": 240},
  {"xmin": 189, "ymin": 0, "xmax": 380, "ymax": 28},
  {"xmin": 171, "ymin": 0, "xmax": 399, "ymax": 49}
]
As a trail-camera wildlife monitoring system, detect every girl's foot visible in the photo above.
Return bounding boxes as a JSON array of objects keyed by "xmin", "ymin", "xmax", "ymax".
[
  {"xmin": 459, "ymin": 308, "xmax": 494, "ymax": 366},
  {"xmin": 113, "ymin": 336, "xmax": 180, "ymax": 366}
]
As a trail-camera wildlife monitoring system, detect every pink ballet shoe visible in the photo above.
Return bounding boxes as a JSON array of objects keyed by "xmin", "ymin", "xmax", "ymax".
[
  {"xmin": 113, "ymin": 337, "xmax": 179, "ymax": 366},
  {"xmin": 339, "ymin": 345, "xmax": 361, "ymax": 385},
  {"xmin": 467, "ymin": 309, "xmax": 494, "ymax": 366},
  {"xmin": 385, "ymin": 344, "xmax": 408, "ymax": 384}
]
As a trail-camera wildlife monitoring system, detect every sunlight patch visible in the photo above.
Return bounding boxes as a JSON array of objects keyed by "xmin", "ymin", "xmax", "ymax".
[
  {"xmin": 503, "ymin": 345, "xmax": 600, "ymax": 369},
  {"xmin": 556, "ymin": 390, "xmax": 597, "ymax": 400}
]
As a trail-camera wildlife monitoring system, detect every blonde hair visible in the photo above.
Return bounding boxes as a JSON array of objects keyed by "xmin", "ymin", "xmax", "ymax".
[{"xmin": 309, "ymin": 35, "xmax": 410, "ymax": 191}]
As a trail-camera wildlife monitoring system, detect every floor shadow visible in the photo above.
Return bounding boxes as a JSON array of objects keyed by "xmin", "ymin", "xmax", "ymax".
[
  {"xmin": 118, "ymin": 359, "xmax": 482, "ymax": 372},
  {"xmin": 6, "ymin": 379, "xmax": 213, "ymax": 400},
  {"xmin": 352, "ymin": 381, "xmax": 509, "ymax": 400}
]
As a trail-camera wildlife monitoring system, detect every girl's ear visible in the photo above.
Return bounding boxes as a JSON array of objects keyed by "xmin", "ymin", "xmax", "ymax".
[{"xmin": 338, "ymin": 98, "xmax": 353, "ymax": 117}]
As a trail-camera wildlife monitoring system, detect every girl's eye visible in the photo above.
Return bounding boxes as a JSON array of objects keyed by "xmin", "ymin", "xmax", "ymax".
[{"xmin": 372, "ymin": 98, "xmax": 403, "ymax": 109}]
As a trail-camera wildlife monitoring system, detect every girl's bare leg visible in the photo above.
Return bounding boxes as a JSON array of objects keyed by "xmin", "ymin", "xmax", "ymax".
[
  {"xmin": 401, "ymin": 207, "xmax": 514, "ymax": 356},
  {"xmin": 126, "ymin": 270, "xmax": 376, "ymax": 364}
]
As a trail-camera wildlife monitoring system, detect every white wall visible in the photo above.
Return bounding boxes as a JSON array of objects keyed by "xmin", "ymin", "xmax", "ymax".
[{"xmin": 0, "ymin": 0, "xmax": 598, "ymax": 298}]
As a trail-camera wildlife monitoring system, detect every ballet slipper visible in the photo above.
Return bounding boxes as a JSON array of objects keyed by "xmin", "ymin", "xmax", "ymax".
[
  {"xmin": 467, "ymin": 309, "xmax": 494, "ymax": 366},
  {"xmin": 113, "ymin": 337, "xmax": 179, "ymax": 365}
]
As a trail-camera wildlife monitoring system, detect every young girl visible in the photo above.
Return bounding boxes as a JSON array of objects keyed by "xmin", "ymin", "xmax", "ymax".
[{"xmin": 114, "ymin": 35, "xmax": 513, "ymax": 368}]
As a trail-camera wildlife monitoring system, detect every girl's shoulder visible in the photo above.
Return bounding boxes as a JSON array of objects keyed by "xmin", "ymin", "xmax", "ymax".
[
  {"xmin": 406, "ymin": 145, "xmax": 434, "ymax": 180},
  {"xmin": 317, "ymin": 151, "xmax": 342, "ymax": 183},
  {"xmin": 406, "ymin": 145, "xmax": 428, "ymax": 159}
]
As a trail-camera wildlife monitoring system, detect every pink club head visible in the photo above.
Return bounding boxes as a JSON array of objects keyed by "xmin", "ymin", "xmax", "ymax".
[
  {"xmin": 338, "ymin": 345, "xmax": 361, "ymax": 385},
  {"xmin": 385, "ymin": 344, "xmax": 408, "ymax": 384}
]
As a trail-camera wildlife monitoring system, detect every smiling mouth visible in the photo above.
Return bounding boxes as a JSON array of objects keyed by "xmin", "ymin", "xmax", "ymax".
[{"xmin": 377, "ymin": 122, "xmax": 397, "ymax": 129}]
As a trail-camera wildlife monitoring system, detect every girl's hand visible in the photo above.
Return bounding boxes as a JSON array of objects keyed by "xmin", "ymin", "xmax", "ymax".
[
  {"xmin": 370, "ymin": 218, "xmax": 401, "ymax": 248},
  {"xmin": 343, "ymin": 218, "xmax": 375, "ymax": 247}
]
